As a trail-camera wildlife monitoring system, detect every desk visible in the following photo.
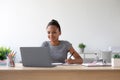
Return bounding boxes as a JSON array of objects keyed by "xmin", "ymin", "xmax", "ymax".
[{"xmin": 0, "ymin": 63, "xmax": 120, "ymax": 80}]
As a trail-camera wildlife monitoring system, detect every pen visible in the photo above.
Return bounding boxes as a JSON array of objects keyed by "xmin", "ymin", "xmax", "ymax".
[{"xmin": 69, "ymin": 52, "xmax": 74, "ymax": 59}]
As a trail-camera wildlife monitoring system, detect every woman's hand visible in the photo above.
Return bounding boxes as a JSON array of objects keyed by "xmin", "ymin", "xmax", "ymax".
[
  {"xmin": 65, "ymin": 58, "xmax": 83, "ymax": 64},
  {"xmin": 65, "ymin": 59, "xmax": 74, "ymax": 64}
]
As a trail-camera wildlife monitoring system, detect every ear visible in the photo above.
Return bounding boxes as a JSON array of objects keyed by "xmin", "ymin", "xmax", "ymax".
[{"xmin": 59, "ymin": 32, "xmax": 61, "ymax": 35}]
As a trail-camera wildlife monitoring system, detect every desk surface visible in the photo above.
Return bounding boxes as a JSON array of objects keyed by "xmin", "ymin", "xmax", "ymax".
[
  {"xmin": 0, "ymin": 63, "xmax": 120, "ymax": 80},
  {"xmin": 0, "ymin": 63, "xmax": 120, "ymax": 70}
]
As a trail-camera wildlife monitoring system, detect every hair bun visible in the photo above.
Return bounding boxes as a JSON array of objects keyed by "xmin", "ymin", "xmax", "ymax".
[
  {"xmin": 47, "ymin": 19, "xmax": 61, "ymax": 32},
  {"xmin": 51, "ymin": 19, "xmax": 57, "ymax": 22}
]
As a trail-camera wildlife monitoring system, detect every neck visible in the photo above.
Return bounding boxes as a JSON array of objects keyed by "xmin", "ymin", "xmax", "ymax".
[{"xmin": 50, "ymin": 41, "xmax": 60, "ymax": 46}]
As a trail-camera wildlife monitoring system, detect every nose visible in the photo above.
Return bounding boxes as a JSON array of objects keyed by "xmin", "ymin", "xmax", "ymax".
[{"xmin": 48, "ymin": 33, "xmax": 54, "ymax": 37}]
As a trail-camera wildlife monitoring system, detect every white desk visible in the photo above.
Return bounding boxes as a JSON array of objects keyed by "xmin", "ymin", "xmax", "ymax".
[{"xmin": 0, "ymin": 63, "xmax": 120, "ymax": 80}]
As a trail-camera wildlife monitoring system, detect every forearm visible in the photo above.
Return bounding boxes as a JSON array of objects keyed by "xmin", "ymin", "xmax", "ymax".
[{"xmin": 65, "ymin": 58, "xmax": 83, "ymax": 64}]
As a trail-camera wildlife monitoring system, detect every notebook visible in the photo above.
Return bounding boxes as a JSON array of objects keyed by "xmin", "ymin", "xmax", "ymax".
[
  {"xmin": 82, "ymin": 63, "xmax": 111, "ymax": 67},
  {"xmin": 20, "ymin": 47, "xmax": 55, "ymax": 67}
]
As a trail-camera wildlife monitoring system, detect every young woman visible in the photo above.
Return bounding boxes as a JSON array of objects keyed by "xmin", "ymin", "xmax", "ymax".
[{"xmin": 41, "ymin": 19, "xmax": 83, "ymax": 64}]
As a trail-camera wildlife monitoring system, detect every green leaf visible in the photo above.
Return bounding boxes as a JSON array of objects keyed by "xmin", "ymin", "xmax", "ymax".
[
  {"xmin": 113, "ymin": 54, "xmax": 120, "ymax": 58},
  {"xmin": 78, "ymin": 43, "xmax": 86, "ymax": 48},
  {"xmin": 0, "ymin": 46, "xmax": 12, "ymax": 60}
]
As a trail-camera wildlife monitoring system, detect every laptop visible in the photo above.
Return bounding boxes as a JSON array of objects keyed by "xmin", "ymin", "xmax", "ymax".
[{"xmin": 20, "ymin": 47, "xmax": 55, "ymax": 67}]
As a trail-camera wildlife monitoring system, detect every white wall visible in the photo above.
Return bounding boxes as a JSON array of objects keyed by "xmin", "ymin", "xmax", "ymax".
[{"xmin": 0, "ymin": 0, "xmax": 120, "ymax": 62}]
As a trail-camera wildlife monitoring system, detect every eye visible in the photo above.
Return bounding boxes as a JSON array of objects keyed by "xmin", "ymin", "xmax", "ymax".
[
  {"xmin": 52, "ymin": 32, "xmax": 56, "ymax": 34},
  {"xmin": 47, "ymin": 31, "xmax": 50, "ymax": 34}
]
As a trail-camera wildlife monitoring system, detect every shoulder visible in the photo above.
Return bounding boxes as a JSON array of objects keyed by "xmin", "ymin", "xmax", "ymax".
[
  {"xmin": 42, "ymin": 41, "xmax": 49, "ymax": 44},
  {"xmin": 41, "ymin": 41, "xmax": 50, "ymax": 47},
  {"xmin": 61, "ymin": 40, "xmax": 71, "ymax": 44},
  {"xmin": 60, "ymin": 40, "xmax": 72, "ymax": 50},
  {"xmin": 60, "ymin": 40, "xmax": 72, "ymax": 46}
]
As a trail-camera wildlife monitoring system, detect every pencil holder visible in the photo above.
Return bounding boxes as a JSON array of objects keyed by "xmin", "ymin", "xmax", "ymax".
[
  {"xmin": 7, "ymin": 55, "xmax": 15, "ymax": 67},
  {"xmin": 8, "ymin": 58, "xmax": 15, "ymax": 67}
]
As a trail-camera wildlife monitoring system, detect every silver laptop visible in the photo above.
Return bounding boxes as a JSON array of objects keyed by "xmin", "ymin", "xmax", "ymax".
[{"xmin": 20, "ymin": 47, "xmax": 55, "ymax": 67}]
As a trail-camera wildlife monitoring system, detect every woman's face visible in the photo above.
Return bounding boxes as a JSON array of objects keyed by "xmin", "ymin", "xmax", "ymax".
[{"xmin": 47, "ymin": 25, "xmax": 61, "ymax": 42}]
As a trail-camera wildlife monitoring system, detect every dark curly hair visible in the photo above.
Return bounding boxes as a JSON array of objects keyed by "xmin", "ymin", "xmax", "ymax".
[{"xmin": 47, "ymin": 19, "xmax": 61, "ymax": 32}]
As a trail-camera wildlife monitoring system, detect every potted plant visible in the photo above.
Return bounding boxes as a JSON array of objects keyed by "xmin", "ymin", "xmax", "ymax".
[
  {"xmin": 111, "ymin": 54, "xmax": 120, "ymax": 67},
  {"xmin": 0, "ymin": 46, "xmax": 12, "ymax": 65},
  {"xmin": 78, "ymin": 43, "xmax": 86, "ymax": 53}
]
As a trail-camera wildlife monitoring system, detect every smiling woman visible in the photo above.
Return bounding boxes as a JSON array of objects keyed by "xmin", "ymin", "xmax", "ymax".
[{"xmin": 41, "ymin": 19, "xmax": 83, "ymax": 64}]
